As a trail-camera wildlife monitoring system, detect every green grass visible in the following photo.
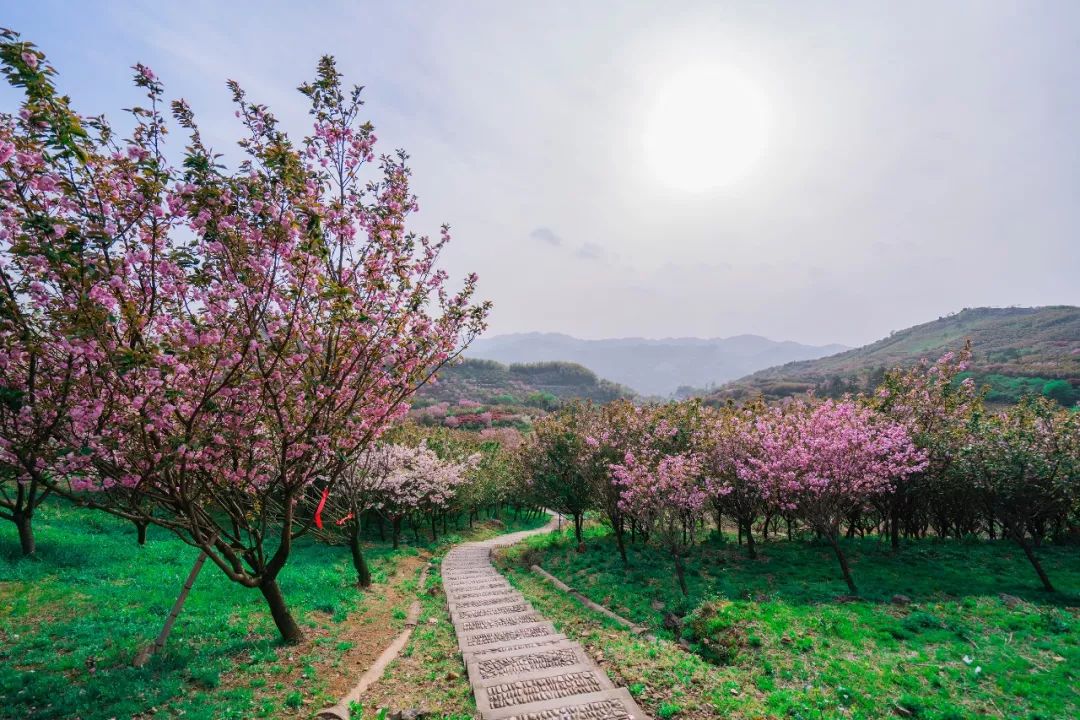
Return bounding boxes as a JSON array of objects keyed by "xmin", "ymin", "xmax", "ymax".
[
  {"xmin": 0, "ymin": 502, "xmax": 547, "ymax": 720},
  {"xmin": 500, "ymin": 524, "xmax": 1080, "ymax": 720}
]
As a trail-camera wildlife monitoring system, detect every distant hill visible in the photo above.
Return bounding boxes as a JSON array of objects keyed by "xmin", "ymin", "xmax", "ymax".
[
  {"xmin": 466, "ymin": 333, "xmax": 848, "ymax": 397},
  {"xmin": 711, "ymin": 306, "xmax": 1080, "ymax": 406},
  {"xmin": 415, "ymin": 358, "xmax": 633, "ymax": 409}
]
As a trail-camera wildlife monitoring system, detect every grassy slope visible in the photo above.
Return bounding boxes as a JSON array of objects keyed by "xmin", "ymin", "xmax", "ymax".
[
  {"xmin": 714, "ymin": 306, "xmax": 1080, "ymax": 402},
  {"xmin": 0, "ymin": 502, "xmax": 546, "ymax": 720},
  {"xmin": 498, "ymin": 525, "xmax": 1079, "ymax": 720}
]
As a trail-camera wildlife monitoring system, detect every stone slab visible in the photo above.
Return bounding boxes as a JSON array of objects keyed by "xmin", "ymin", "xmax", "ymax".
[
  {"xmin": 448, "ymin": 591, "xmax": 524, "ymax": 611},
  {"xmin": 480, "ymin": 688, "xmax": 648, "ymax": 720},
  {"xmin": 452, "ymin": 600, "xmax": 534, "ymax": 622},
  {"xmin": 466, "ymin": 642, "xmax": 589, "ymax": 682},
  {"xmin": 444, "ymin": 575, "xmax": 507, "ymax": 587},
  {"xmin": 475, "ymin": 665, "xmax": 615, "ymax": 716},
  {"xmin": 446, "ymin": 578, "xmax": 510, "ymax": 588},
  {"xmin": 459, "ymin": 610, "xmax": 545, "ymax": 632},
  {"xmin": 461, "ymin": 635, "xmax": 570, "ymax": 665},
  {"xmin": 446, "ymin": 587, "xmax": 515, "ymax": 601},
  {"xmin": 458, "ymin": 621, "xmax": 558, "ymax": 652}
]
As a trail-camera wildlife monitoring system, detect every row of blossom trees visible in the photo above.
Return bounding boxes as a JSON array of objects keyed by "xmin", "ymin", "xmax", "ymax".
[
  {"xmin": 0, "ymin": 33, "xmax": 489, "ymax": 641},
  {"xmin": 312, "ymin": 425, "xmax": 531, "ymax": 587},
  {"xmin": 520, "ymin": 348, "xmax": 1079, "ymax": 595}
]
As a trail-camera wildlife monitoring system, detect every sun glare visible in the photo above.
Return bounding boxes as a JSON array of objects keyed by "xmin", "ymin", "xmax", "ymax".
[{"xmin": 642, "ymin": 64, "xmax": 771, "ymax": 192}]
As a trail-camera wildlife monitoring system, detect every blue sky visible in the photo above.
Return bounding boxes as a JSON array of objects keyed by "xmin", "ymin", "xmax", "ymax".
[{"xmin": 5, "ymin": 1, "xmax": 1079, "ymax": 346}]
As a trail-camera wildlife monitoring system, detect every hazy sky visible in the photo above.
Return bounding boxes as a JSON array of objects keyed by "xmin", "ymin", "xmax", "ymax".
[{"xmin": 6, "ymin": 1, "xmax": 1079, "ymax": 346}]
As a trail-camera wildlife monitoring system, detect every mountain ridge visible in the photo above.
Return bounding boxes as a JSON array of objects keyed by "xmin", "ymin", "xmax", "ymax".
[{"xmin": 466, "ymin": 332, "xmax": 848, "ymax": 396}]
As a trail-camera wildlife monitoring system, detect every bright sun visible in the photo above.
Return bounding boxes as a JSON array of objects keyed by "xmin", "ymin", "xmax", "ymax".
[{"xmin": 642, "ymin": 64, "xmax": 771, "ymax": 192}]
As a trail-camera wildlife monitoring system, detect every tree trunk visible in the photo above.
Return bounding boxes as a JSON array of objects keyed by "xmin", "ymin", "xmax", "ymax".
[
  {"xmin": 827, "ymin": 532, "xmax": 858, "ymax": 594},
  {"xmin": 392, "ymin": 516, "xmax": 402, "ymax": 549},
  {"xmin": 133, "ymin": 551, "xmax": 207, "ymax": 667},
  {"xmin": 889, "ymin": 500, "xmax": 900, "ymax": 551},
  {"xmin": 13, "ymin": 512, "xmax": 35, "ymax": 556},
  {"xmin": 574, "ymin": 513, "xmax": 584, "ymax": 552},
  {"xmin": 742, "ymin": 518, "xmax": 757, "ymax": 559},
  {"xmin": 430, "ymin": 513, "xmax": 438, "ymax": 542},
  {"xmin": 135, "ymin": 520, "xmax": 148, "ymax": 546},
  {"xmin": 614, "ymin": 520, "xmax": 628, "ymax": 565},
  {"xmin": 377, "ymin": 513, "xmax": 386, "ymax": 540},
  {"xmin": 259, "ymin": 577, "xmax": 303, "ymax": 644},
  {"xmin": 350, "ymin": 524, "xmax": 372, "ymax": 588},
  {"xmin": 1009, "ymin": 525, "xmax": 1054, "ymax": 592},
  {"xmin": 672, "ymin": 546, "xmax": 688, "ymax": 596}
]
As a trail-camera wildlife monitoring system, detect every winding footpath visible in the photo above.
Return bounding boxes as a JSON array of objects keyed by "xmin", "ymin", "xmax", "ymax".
[{"xmin": 442, "ymin": 518, "xmax": 649, "ymax": 720}]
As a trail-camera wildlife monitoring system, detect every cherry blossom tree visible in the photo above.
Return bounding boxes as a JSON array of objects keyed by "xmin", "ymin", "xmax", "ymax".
[
  {"xmin": 0, "ymin": 35, "xmax": 488, "ymax": 642},
  {"xmin": 0, "ymin": 33, "xmax": 164, "ymax": 555},
  {"xmin": 746, "ymin": 399, "xmax": 927, "ymax": 593},
  {"xmin": 697, "ymin": 402, "xmax": 766, "ymax": 558},
  {"xmin": 580, "ymin": 399, "xmax": 640, "ymax": 565},
  {"xmin": 610, "ymin": 401, "xmax": 705, "ymax": 595},
  {"xmin": 319, "ymin": 442, "xmax": 469, "ymax": 585}
]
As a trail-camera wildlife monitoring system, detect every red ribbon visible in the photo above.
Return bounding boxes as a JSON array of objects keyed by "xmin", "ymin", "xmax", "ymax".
[{"xmin": 314, "ymin": 487, "xmax": 329, "ymax": 529}]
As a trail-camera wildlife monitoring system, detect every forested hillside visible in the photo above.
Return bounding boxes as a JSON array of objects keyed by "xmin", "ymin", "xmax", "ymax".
[
  {"xmin": 712, "ymin": 306, "xmax": 1080, "ymax": 405},
  {"xmin": 409, "ymin": 358, "xmax": 634, "ymax": 430}
]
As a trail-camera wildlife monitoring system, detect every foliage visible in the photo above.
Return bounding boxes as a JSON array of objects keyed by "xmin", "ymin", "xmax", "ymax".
[
  {"xmin": 515, "ymin": 347, "xmax": 1078, "ymax": 596},
  {"xmin": 0, "ymin": 34, "xmax": 487, "ymax": 640},
  {"xmin": 519, "ymin": 406, "xmax": 595, "ymax": 547}
]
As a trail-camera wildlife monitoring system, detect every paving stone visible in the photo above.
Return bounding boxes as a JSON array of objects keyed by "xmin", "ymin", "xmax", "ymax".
[
  {"xmin": 450, "ymin": 592, "xmax": 523, "ymax": 609},
  {"xmin": 447, "ymin": 585, "xmax": 515, "ymax": 601},
  {"xmin": 442, "ymin": 574, "xmax": 501, "ymax": 587},
  {"xmin": 467, "ymin": 643, "xmax": 588, "ymax": 681},
  {"xmin": 452, "ymin": 601, "xmax": 533, "ymax": 622},
  {"xmin": 475, "ymin": 666, "xmax": 614, "ymax": 715},
  {"xmin": 461, "ymin": 635, "xmax": 571, "ymax": 665},
  {"xmin": 460, "ymin": 611, "xmax": 544, "ymax": 632},
  {"xmin": 458, "ymin": 622, "xmax": 558, "ymax": 652},
  {"xmin": 482, "ymin": 688, "xmax": 647, "ymax": 720}
]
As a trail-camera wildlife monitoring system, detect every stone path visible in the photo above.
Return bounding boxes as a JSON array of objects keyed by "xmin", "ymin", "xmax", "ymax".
[{"xmin": 442, "ymin": 519, "xmax": 649, "ymax": 720}]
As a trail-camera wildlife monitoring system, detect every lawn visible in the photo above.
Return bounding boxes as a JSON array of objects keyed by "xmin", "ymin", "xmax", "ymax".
[
  {"xmin": 498, "ymin": 523, "xmax": 1079, "ymax": 720},
  {"xmin": 0, "ymin": 501, "xmax": 546, "ymax": 720}
]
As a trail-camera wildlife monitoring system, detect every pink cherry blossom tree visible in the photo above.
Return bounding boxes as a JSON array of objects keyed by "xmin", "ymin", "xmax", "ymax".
[
  {"xmin": 0, "ymin": 36, "xmax": 488, "ymax": 642},
  {"xmin": 745, "ymin": 398, "xmax": 927, "ymax": 593},
  {"xmin": 610, "ymin": 401, "xmax": 706, "ymax": 595},
  {"xmin": 697, "ymin": 402, "xmax": 766, "ymax": 558},
  {"xmin": 320, "ymin": 441, "xmax": 470, "ymax": 585},
  {"xmin": 0, "ymin": 34, "xmax": 163, "ymax": 554}
]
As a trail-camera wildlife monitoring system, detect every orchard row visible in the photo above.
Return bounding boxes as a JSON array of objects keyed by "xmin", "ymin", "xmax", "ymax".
[{"xmin": 517, "ymin": 347, "xmax": 1079, "ymax": 595}]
